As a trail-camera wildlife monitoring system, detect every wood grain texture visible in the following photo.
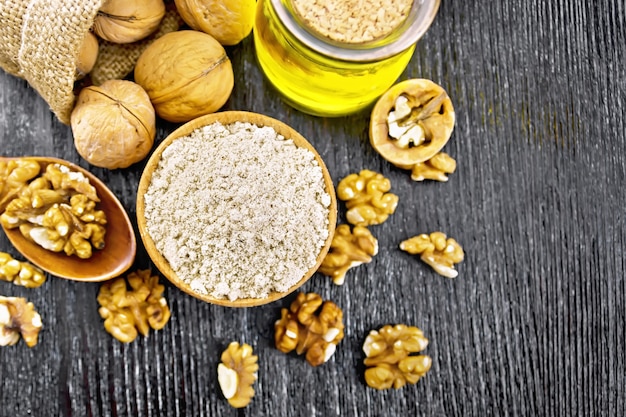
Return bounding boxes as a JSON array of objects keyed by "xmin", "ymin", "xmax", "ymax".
[{"xmin": 1, "ymin": 0, "xmax": 625, "ymax": 416}]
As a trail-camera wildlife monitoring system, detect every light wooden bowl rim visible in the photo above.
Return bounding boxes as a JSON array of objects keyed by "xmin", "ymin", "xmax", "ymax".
[
  {"xmin": 136, "ymin": 111, "xmax": 337, "ymax": 307},
  {"xmin": 1, "ymin": 156, "xmax": 136, "ymax": 282}
]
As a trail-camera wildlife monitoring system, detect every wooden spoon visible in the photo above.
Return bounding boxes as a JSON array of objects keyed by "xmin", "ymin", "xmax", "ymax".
[{"xmin": 0, "ymin": 156, "xmax": 136, "ymax": 282}]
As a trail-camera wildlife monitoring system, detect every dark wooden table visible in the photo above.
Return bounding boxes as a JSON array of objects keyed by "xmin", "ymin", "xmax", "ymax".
[{"xmin": 1, "ymin": 1, "xmax": 625, "ymax": 415}]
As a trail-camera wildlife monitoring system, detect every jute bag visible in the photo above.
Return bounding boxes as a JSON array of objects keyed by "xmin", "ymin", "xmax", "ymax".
[
  {"xmin": 0, "ymin": 0, "xmax": 103, "ymax": 124},
  {"xmin": 0, "ymin": 1, "xmax": 182, "ymax": 125}
]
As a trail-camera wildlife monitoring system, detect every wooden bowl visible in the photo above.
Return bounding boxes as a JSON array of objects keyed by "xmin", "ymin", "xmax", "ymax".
[
  {"xmin": 1, "ymin": 156, "xmax": 136, "ymax": 281},
  {"xmin": 136, "ymin": 111, "xmax": 337, "ymax": 307}
]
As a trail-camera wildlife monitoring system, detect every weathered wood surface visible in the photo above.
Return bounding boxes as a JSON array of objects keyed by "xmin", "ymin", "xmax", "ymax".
[{"xmin": 1, "ymin": 1, "xmax": 625, "ymax": 415}]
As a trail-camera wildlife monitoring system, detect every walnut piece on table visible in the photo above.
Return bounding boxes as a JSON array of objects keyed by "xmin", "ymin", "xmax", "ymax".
[
  {"xmin": 363, "ymin": 324, "xmax": 432, "ymax": 390},
  {"xmin": 97, "ymin": 269, "xmax": 171, "ymax": 343},
  {"xmin": 0, "ymin": 251, "xmax": 46, "ymax": 288},
  {"xmin": 274, "ymin": 292, "xmax": 344, "ymax": 366},
  {"xmin": 218, "ymin": 342, "xmax": 259, "ymax": 408},
  {"xmin": 410, "ymin": 152, "xmax": 457, "ymax": 182},
  {"xmin": 0, "ymin": 295, "xmax": 42, "ymax": 348},
  {"xmin": 336, "ymin": 169, "xmax": 399, "ymax": 227},
  {"xmin": 400, "ymin": 231, "xmax": 464, "ymax": 278},
  {"xmin": 318, "ymin": 223, "xmax": 378, "ymax": 285}
]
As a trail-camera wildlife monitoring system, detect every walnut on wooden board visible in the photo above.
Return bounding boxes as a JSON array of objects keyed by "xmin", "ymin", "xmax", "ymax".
[
  {"xmin": 97, "ymin": 269, "xmax": 171, "ymax": 343},
  {"xmin": 400, "ymin": 232, "xmax": 464, "ymax": 278},
  {"xmin": 0, "ymin": 163, "xmax": 107, "ymax": 259},
  {"xmin": 0, "ymin": 159, "xmax": 41, "ymax": 212},
  {"xmin": 370, "ymin": 78, "xmax": 456, "ymax": 173},
  {"xmin": 336, "ymin": 170, "xmax": 399, "ymax": 227},
  {"xmin": 274, "ymin": 292, "xmax": 344, "ymax": 366},
  {"xmin": 318, "ymin": 224, "xmax": 378, "ymax": 285},
  {"xmin": 363, "ymin": 324, "xmax": 432, "ymax": 390},
  {"xmin": 0, "ymin": 295, "xmax": 42, "ymax": 348},
  {"xmin": 0, "ymin": 252, "xmax": 46, "ymax": 288},
  {"xmin": 217, "ymin": 342, "xmax": 259, "ymax": 408}
]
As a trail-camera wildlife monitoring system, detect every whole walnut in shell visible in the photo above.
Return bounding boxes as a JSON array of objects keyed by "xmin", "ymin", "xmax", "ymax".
[
  {"xmin": 71, "ymin": 80, "xmax": 156, "ymax": 169},
  {"xmin": 76, "ymin": 32, "xmax": 99, "ymax": 79},
  {"xmin": 94, "ymin": 0, "xmax": 166, "ymax": 44},
  {"xmin": 174, "ymin": 0, "xmax": 257, "ymax": 46},
  {"xmin": 134, "ymin": 30, "xmax": 234, "ymax": 123}
]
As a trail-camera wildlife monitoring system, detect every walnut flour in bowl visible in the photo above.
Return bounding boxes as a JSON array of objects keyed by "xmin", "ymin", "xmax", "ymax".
[{"xmin": 137, "ymin": 111, "xmax": 337, "ymax": 307}]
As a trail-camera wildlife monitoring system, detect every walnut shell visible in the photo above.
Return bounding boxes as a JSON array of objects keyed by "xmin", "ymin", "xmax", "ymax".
[
  {"xmin": 370, "ymin": 79, "xmax": 455, "ymax": 168},
  {"xmin": 94, "ymin": 0, "xmax": 166, "ymax": 44},
  {"xmin": 71, "ymin": 80, "xmax": 156, "ymax": 169},
  {"xmin": 134, "ymin": 30, "xmax": 234, "ymax": 123},
  {"xmin": 174, "ymin": 0, "xmax": 256, "ymax": 46}
]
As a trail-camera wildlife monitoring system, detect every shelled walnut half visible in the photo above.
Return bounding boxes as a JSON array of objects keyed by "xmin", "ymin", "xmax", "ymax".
[
  {"xmin": 97, "ymin": 269, "xmax": 171, "ymax": 343},
  {"xmin": 0, "ymin": 252, "xmax": 46, "ymax": 288},
  {"xmin": 0, "ymin": 162, "xmax": 107, "ymax": 259},
  {"xmin": 363, "ymin": 324, "xmax": 432, "ymax": 390},
  {"xmin": 0, "ymin": 158, "xmax": 41, "ymax": 212},
  {"xmin": 0, "ymin": 296, "xmax": 42, "ymax": 347},
  {"xmin": 318, "ymin": 224, "xmax": 378, "ymax": 285},
  {"xmin": 370, "ymin": 79, "xmax": 456, "ymax": 181},
  {"xmin": 218, "ymin": 342, "xmax": 259, "ymax": 408},
  {"xmin": 336, "ymin": 170, "xmax": 399, "ymax": 227},
  {"xmin": 275, "ymin": 292, "xmax": 344, "ymax": 366},
  {"xmin": 400, "ymin": 232, "xmax": 464, "ymax": 278}
]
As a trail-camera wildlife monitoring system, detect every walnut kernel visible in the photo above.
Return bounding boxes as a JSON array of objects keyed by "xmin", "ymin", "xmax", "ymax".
[
  {"xmin": 97, "ymin": 269, "xmax": 171, "ymax": 343},
  {"xmin": 336, "ymin": 170, "xmax": 399, "ymax": 227},
  {"xmin": 0, "ymin": 252, "xmax": 46, "ymax": 288},
  {"xmin": 410, "ymin": 152, "xmax": 457, "ymax": 182},
  {"xmin": 400, "ymin": 232, "xmax": 464, "ymax": 278},
  {"xmin": 0, "ymin": 158, "xmax": 41, "ymax": 212},
  {"xmin": 363, "ymin": 324, "xmax": 432, "ymax": 390},
  {"xmin": 274, "ymin": 292, "xmax": 344, "ymax": 366},
  {"xmin": 0, "ymin": 296, "xmax": 42, "ymax": 347},
  {"xmin": 318, "ymin": 224, "xmax": 378, "ymax": 285},
  {"xmin": 218, "ymin": 342, "xmax": 259, "ymax": 408}
]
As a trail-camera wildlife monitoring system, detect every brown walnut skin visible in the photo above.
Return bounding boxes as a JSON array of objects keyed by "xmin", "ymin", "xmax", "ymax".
[
  {"xmin": 134, "ymin": 30, "xmax": 234, "ymax": 123},
  {"xmin": 71, "ymin": 80, "xmax": 156, "ymax": 170},
  {"xmin": 94, "ymin": 0, "xmax": 166, "ymax": 44},
  {"xmin": 370, "ymin": 79, "xmax": 455, "ymax": 167}
]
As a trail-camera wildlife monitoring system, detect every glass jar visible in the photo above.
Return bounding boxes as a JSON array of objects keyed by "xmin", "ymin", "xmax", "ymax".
[{"xmin": 253, "ymin": 0, "xmax": 441, "ymax": 117}]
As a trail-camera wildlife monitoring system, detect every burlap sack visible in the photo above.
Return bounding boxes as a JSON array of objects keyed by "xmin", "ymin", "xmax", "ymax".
[{"xmin": 0, "ymin": 0, "xmax": 103, "ymax": 124}]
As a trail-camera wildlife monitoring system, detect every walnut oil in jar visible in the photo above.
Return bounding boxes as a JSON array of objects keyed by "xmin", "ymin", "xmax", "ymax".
[{"xmin": 253, "ymin": 0, "xmax": 440, "ymax": 117}]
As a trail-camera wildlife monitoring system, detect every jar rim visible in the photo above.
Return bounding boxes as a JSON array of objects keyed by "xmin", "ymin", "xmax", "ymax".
[{"xmin": 271, "ymin": 0, "xmax": 441, "ymax": 62}]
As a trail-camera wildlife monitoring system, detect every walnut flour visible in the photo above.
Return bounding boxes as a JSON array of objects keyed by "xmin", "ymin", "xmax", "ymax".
[
  {"xmin": 291, "ymin": 0, "xmax": 413, "ymax": 44},
  {"xmin": 143, "ymin": 122, "xmax": 331, "ymax": 301}
]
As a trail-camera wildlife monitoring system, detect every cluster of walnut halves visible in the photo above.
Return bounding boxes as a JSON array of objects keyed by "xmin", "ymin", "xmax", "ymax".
[
  {"xmin": 97, "ymin": 269, "xmax": 171, "ymax": 343},
  {"xmin": 363, "ymin": 324, "xmax": 432, "ymax": 390},
  {"xmin": 319, "ymin": 169, "xmax": 398, "ymax": 285},
  {"xmin": 400, "ymin": 232, "xmax": 464, "ymax": 278},
  {"xmin": 0, "ymin": 251, "xmax": 46, "ymax": 288},
  {"xmin": 275, "ymin": 292, "xmax": 344, "ymax": 367},
  {"xmin": 0, "ymin": 160, "xmax": 107, "ymax": 259},
  {"xmin": 0, "ymin": 295, "xmax": 42, "ymax": 348},
  {"xmin": 218, "ymin": 342, "xmax": 259, "ymax": 408}
]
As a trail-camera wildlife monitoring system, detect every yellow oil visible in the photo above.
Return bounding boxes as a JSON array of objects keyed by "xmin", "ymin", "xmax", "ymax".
[{"xmin": 253, "ymin": 0, "xmax": 416, "ymax": 117}]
